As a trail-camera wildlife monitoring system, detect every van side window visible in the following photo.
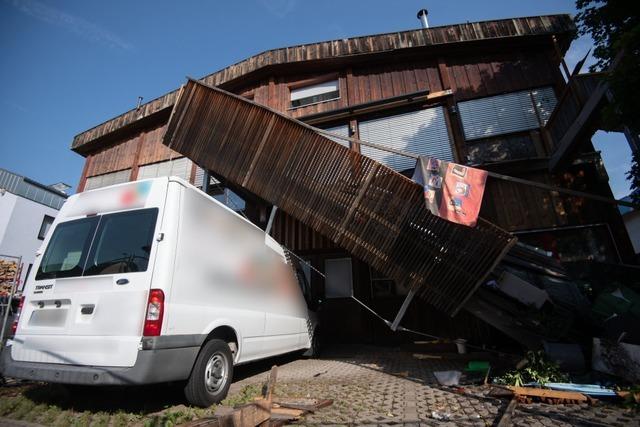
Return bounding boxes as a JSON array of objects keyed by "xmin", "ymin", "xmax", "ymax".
[
  {"xmin": 84, "ymin": 209, "xmax": 158, "ymax": 276},
  {"xmin": 36, "ymin": 217, "xmax": 99, "ymax": 280}
]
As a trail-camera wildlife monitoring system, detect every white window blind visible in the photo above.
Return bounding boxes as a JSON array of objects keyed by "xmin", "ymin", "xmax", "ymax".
[
  {"xmin": 290, "ymin": 80, "xmax": 339, "ymax": 108},
  {"xmin": 137, "ymin": 157, "xmax": 192, "ymax": 181},
  {"xmin": 84, "ymin": 169, "xmax": 131, "ymax": 191},
  {"xmin": 458, "ymin": 87, "xmax": 558, "ymax": 141},
  {"xmin": 291, "ymin": 80, "xmax": 338, "ymax": 101},
  {"xmin": 359, "ymin": 107, "xmax": 453, "ymax": 172},
  {"xmin": 321, "ymin": 124, "xmax": 350, "ymax": 148}
]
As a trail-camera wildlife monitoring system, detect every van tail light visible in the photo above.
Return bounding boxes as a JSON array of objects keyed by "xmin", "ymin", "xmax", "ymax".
[
  {"xmin": 11, "ymin": 296, "xmax": 25, "ymax": 336},
  {"xmin": 143, "ymin": 289, "xmax": 164, "ymax": 336}
]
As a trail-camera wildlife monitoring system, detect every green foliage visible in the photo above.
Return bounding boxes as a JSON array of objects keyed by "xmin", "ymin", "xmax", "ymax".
[
  {"xmin": 221, "ymin": 383, "xmax": 262, "ymax": 407},
  {"xmin": 495, "ymin": 351, "xmax": 569, "ymax": 386},
  {"xmin": 576, "ymin": 0, "xmax": 640, "ymax": 201},
  {"xmin": 627, "ymin": 151, "xmax": 640, "ymax": 203},
  {"xmin": 621, "ymin": 385, "xmax": 640, "ymax": 410}
]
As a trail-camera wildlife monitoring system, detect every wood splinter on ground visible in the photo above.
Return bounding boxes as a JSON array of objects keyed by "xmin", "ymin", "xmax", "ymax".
[{"xmin": 184, "ymin": 365, "xmax": 333, "ymax": 426}]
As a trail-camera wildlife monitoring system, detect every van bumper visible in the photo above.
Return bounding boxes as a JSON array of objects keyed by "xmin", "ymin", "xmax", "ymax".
[{"xmin": 0, "ymin": 343, "xmax": 200, "ymax": 385}]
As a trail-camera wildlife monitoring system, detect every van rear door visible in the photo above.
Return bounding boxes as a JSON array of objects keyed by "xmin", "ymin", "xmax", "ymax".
[{"xmin": 12, "ymin": 182, "xmax": 165, "ymax": 368}]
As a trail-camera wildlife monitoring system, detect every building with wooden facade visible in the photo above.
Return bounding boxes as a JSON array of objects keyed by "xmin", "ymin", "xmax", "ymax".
[{"xmin": 70, "ymin": 14, "xmax": 635, "ymax": 345}]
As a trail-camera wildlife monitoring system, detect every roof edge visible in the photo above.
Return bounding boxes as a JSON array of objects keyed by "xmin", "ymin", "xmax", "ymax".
[{"xmin": 72, "ymin": 14, "xmax": 575, "ymax": 153}]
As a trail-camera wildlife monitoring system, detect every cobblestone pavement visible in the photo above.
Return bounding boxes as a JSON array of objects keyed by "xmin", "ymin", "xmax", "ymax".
[{"xmin": 228, "ymin": 345, "xmax": 639, "ymax": 426}]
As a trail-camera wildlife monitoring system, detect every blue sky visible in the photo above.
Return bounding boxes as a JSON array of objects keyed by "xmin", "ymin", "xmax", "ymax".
[{"xmin": 0, "ymin": 0, "xmax": 632, "ymax": 197}]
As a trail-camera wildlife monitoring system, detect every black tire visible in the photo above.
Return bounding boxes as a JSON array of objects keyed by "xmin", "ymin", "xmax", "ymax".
[{"xmin": 184, "ymin": 339, "xmax": 234, "ymax": 407}]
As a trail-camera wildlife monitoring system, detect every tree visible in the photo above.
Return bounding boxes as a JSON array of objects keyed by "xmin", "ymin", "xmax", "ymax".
[{"xmin": 575, "ymin": 0, "xmax": 640, "ymax": 201}]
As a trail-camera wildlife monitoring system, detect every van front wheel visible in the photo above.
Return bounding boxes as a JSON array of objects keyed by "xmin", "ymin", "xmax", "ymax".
[{"xmin": 184, "ymin": 339, "xmax": 234, "ymax": 407}]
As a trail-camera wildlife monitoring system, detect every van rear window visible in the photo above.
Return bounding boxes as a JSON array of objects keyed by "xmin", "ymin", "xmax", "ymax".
[{"xmin": 36, "ymin": 208, "xmax": 158, "ymax": 280}]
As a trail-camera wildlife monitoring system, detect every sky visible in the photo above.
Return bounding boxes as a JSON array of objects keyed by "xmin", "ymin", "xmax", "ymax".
[{"xmin": 0, "ymin": 0, "xmax": 633, "ymax": 198}]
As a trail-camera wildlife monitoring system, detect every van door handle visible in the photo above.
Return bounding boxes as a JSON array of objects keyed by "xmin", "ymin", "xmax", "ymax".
[
  {"xmin": 116, "ymin": 279, "xmax": 129, "ymax": 285},
  {"xmin": 81, "ymin": 305, "xmax": 94, "ymax": 315}
]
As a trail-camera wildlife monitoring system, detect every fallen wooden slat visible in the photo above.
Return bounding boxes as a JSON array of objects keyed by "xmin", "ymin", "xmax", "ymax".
[
  {"xmin": 508, "ymin": 386, "xmax": 588, "ymax": 402},
  {"xmin": 496, "ymin": 397, "xmax": 518, "ymax": 427},
  {"xmin": 270, "ymin": 407, "xmax": 305, "ymax": 417},
  {"xmin": 265, "ymin": 366, "xmax": 278, "ymax": 404},
  {"xmin": 220, "ymin": 399, "xmax": 271, "ymax": 427},
  {"xmin": 272, "ymin": 398, "xmax": 333, "ymax": 413}
]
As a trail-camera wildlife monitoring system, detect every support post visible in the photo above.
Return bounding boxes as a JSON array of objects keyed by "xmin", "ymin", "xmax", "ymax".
[
  {"xmin": 202, "ymin": 170, "xmax": 210, "ymax": 194},
  {"xmin": 265, "ymin": 205, "xmax": 278, "ymax": 235},
  {"xmin": 390, "ymin": 286, "xmax": 417, "ymax": 331}
]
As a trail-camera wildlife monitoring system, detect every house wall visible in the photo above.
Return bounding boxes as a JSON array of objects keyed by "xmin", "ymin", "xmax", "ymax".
[{"xmin": 0, "ymin": 192, "xmax": 60, "ymax": 288}]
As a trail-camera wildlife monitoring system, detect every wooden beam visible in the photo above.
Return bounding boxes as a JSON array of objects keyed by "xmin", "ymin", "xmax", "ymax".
[
  {"xmin": 549, "ymin": 81, "xmax": 608, "ymax": 171},
  {"xmin": 76, "ymin": 154, "xmax": 93, "ymax": 193}
]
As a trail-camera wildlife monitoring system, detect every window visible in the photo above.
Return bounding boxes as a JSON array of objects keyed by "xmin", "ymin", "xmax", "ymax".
[
  {"xmin": 84, "ymin": 169, "xmax": 131, "ymax": 191},
  {"xmin": 84, "ymin": 209, "xmax": 157, "ymax": 276},
  {"xmin": 324, "ymin": 258, "xmax": 353, "ymax": 298},
  {"xmin": 38, "ymin": 215, "xmax": 55, "ymax": 240},
  {"xmin": 290, "ymin": 80, "xmax": 339, "ymax": 108},
  {"xmin": 35, "ymin": 208, "xmax": 158, "ymax": 280},
  {"xmin": 359, "ymin": 107, "xmax": 453, "ymax": 172},
  {"xmin": 458, "ymin": 87, "xmax": 558, "ymax": 141},
  {"xmin": 36, "ymin": 217, "xmax": 99, "ymax": 280},
  {"xmin": 320, "ymin": 124, "xmax": 350, "ymax": 148}
]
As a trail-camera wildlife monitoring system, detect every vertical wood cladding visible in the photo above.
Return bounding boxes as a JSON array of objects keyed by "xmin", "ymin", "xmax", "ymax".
[
  {"xmin": 86, "ymin": 122, "xmax": 181, "ymax": 177},
  {"xmin": 447, "ymin": 50, "xmax": 558, "ymax": 101}
]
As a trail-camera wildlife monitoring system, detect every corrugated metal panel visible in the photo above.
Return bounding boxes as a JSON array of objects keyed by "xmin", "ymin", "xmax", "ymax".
[
  {"xmin": 359, "ymin": 107, "xmax": 453, "ymax": 171},
  {"xmin": 137, "ymin": 157, "xmax": 191, "ymax": 181},
  {"xmin": 0, "ymin": 168, "xmax": 67, "ymax": 210},
  {"xmin": 84, "ymin": 169, "xmax": 131, "ymax": 191},
  {"xmin": 458, "ymin": 87, "xmax": 557, "ymax": 140},
  {"xmin": 321, "ymin": 124, "xmax": 350, "ymax": 148}
]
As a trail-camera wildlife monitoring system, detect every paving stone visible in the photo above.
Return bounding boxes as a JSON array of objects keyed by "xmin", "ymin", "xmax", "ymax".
[{"xmin": 224, "ymin": 345, "xmax": 640, "ymax": 426}]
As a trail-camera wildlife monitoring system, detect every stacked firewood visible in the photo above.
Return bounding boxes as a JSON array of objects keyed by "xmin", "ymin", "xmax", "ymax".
[{"xmin": 0, "ymin": 259, "xmax": 18, "ymax": 284}]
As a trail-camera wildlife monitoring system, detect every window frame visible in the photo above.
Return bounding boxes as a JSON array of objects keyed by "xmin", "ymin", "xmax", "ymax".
[
  {"xmin": 37, "ymin": 215, "xmax": 55, "ymax": 240},
  {"xmin": 289, "ymin": 76, "xmax": 341, "ymax": 110},
  {"xmin": 35, "ymin": 208, "xmax": 158, "ymax": 280}
]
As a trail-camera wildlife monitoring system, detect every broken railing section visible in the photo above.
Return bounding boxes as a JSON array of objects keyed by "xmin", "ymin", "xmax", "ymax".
[{"xmin": 164, "ymin": 79, "xmax": 515, "ymax": 316}]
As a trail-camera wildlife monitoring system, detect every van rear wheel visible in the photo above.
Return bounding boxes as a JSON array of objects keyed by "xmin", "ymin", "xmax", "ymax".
[{"xmin": 184, "ymin": 339, "xmax": 233, "ymax": 407}]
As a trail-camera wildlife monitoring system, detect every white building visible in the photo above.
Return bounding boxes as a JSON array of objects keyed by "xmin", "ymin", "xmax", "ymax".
[{"xmin": 0, "ymin": 168, "xmax": 68, "ymax": 289}]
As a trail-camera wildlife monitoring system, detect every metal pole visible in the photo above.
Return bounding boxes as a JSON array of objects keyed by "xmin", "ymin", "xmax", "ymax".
[
  {"xmin": 265, "ymin": 206, "xmax": 278, "ymax": 235},
  {"xmin": 0, "ymin": 255, "xmax": 22, "ymax": 350},
  {"xmin": 390, "ymin": 286, "xmax": 417, "ymax": 331}
]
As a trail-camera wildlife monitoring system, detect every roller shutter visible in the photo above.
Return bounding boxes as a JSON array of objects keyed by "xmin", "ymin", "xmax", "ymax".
[
  {"xmin": 84, "ymin": 169, "xmax": 131, "ymax": 191},
  {"xmin": 358, "ymin": 106, "xmax": 453, "ymax": 172},
  {"xmin": 458, "ymin": 87, "xmax": 557, "ymax": 141},
  {"xmin": 137, "ymin": 157, "xmax": 192, "ymax": 181}
]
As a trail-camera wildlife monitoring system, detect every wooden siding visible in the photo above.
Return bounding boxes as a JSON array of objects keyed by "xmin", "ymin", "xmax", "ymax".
[
  {"xmin": 346, "ymin": 62, "xmax": 442, "ymax": 106},
  {"xmin": 85, "ymin": 122, "xmax": 180, "ymax": 177},
  {"xmin": 72, "ymin": 14, "xmax": 573, "ymax": 151},
  {"xmin": 271, "ymin": 210, "xmax": 338, "ymax": 252},
  {"xmin": 163, "ymin": 80, "xmax": 515, "ymax": 315},
  {"xmin": 448, "ymin": 51, "xmax": 559, "ymax": 101},
  {"xmin": 85, "ymin": 133, "xmax": 139, "ymax": 177}
]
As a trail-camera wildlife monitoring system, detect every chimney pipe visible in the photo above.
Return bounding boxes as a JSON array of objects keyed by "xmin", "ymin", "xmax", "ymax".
[
  {"xmin": 417, "ymin": 9, "xmax": 429, "ymax": 29},
  {"xmin": 136, "ymin": 96, "xmax": 143, "ymax": 109}
]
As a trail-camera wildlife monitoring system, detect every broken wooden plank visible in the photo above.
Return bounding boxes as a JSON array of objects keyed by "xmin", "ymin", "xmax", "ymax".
[
  {"xmin": 272, "ymin": 398, "xmax": 333, "ymax": 413},
  {"xmin": 508, "ymin": 386, "xmax": 588, "ymax": 402},
  {"xmin": 496, "ymin": 397, "xmax": 518, "ymax": 427},
  {"xmin": 264, "ymin": 365, "xmax": 278, "ymax": 405}
]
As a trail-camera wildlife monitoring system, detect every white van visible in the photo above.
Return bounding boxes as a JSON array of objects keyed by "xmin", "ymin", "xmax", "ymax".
[{"xmin": 1, "ymin": 177, "xmax": 314, "ymax": 406}]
